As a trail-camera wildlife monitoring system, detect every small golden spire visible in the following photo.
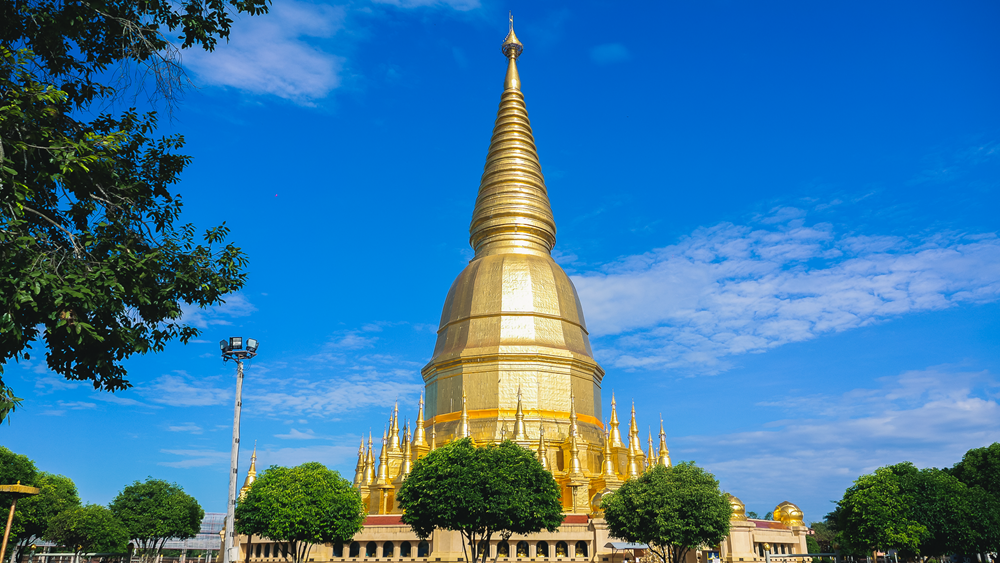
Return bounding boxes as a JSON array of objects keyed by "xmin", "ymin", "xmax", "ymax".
[
  {"xmin": 413, "ymin": 394, "xmax": 428, "ymax": 448},
  {"xmin": 430, "ymin": 423, "xmax": 437, "ymax": 450},
  {"xmin": 647, "ymin": 430, "xmax": 655, "ymax": 471},
  {"xmin": 537, "ymin": 425, "xmax": 549, "ymax": 470},
  {"xmin": 459, "ymin": 389, "xmax": 471, "ymax": 439},
  {"xmin": 353, "ymin": 438, "xmax": 365, "ymax": 489},
  {"xmin": 239, "ymin": 442, "xmax": 258, "ymax": 499},
  {"xmin": 513, "ymin": 385, "xmax": 527, "ymax": 441},
  {"xmin": 364, "ymin": 432, "xmax": 375, "ymax": 485},
  {"xmin": 658, "ymin": 416, "xmax": 671, "ymax": 467},
  {"xmin": 601, "ymin": 427, "xmax": 618, "ymax": 480},
  {"xmin": 568, "ymin": 427, "xmax": 583, "ymax": 476},
  {"xmin": 470, "ymin": 14, "xmax": 556, "ymax": 258},
  {"xmin": 375, "ymin": 431, "xmax": 390, "ymax": 485},
  {"xmin": 569, "ymin": 392, "xmax": 579, "ymax": 437},
  {"xmin": 501, "ymin": 12, "xmax": 523, "ymax": 60},
  {"xmin": 388, "ymin": 403, "xmax": 401, "ymax": 453},
  {"xmin": 609, "ymin": 393, "xmax": 624, "ymax": 448},
  {"xmin": 629, "ymin": 401, "xmax": 641, "ymax": 454},
  {"xmin": 627, "ymin": 438, "xmax": 640, "ymax": 479},
  {"xmin": 397, "ymin": 421, "xmax": 412, "ymax": 481}
]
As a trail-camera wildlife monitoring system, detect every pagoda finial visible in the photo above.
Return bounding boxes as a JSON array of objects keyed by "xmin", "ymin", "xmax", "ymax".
[
  {"xmin": 388, "ymin": 403, "xmax": 401, "ymax": 452},
  {"xmin": 629, "ymin": 401, "xmax": 641, "ymax": 454},
  {"xmin": 470, "ymin": 15, "xmax": 556, "ymax": 257},
  {"xmin": 353, "ymin": 438, "xmax": 365, "ymax": 489},
  {"xmin": 460, "ymin": 389, "xmax": 471, "ymax": 439},
  {"xmin": 239, "ymin": 441, "xmax": 258, "ymax": 499},
  {"xmin": 430, "ymin": 424, "xmax": 437, "ymax": 450},
  {"xmin": 364, "ymin": 431, "xmax": 375, "ymax": 485},
  {"xmin": 658, "ymin": 415, "xmax": 671, "ymax": 467},
  {"xmin": 513, "ymin": 385, "xmax": 527, "ymax": 441},
  {"xmin": 569, "ymin": 391, "xmax": 579, "ymax": 437},
  {"xmin": 414, "ymin": 393, "xmax": 428, "ymax": 448},
  {"xmin": 602, "ymin": 427, "xmax": 618, "ymax": 480},
  {"xmin": 537, "ymin": 424, "xmax": 549, "ymax": 470},
  {"xmin": 609, "ymin": 392, "xmax": 624, "ymax": 448},
  {"xmin": 501, "ymin": 12, "xmax": 523, "ymax": 60},
  {"xmin": 647, "ymin": 429, "xmax": 655, "ymax": 471}
]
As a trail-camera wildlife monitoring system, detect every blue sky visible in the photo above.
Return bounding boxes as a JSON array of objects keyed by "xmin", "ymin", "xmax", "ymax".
[{"xmin": 5, "ymin": 0, "xmax": 1000, "ymax": 525}]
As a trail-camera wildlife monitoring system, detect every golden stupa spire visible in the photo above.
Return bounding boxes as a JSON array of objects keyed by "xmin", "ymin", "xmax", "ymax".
[
  {"xmin": 396, "ymin": 420, "xmax": 412, "ymax": 482},
  {"xmin": 459, "ymin": 389, "xmax": 471, "ymax": 439},
  {"xmin": 629, "ymin": 401, "xmax": 640, "ymax": 453},
  {"xmin": 658, "ymin": 416, "xmax": 672, "ymax": 467},
  {"xmin": 513, "ymin": 385, "xmax": 527, "ymax": 441},
  {"xmin": 569, "ymin": 392, "xmax": 580, "ymax": 437},
  {"xmin": 375, "ymin": 430, "xmax": 390, "ymax": 485},
  {"xmin": 430, "ymin": 424, "xmax": 437, "ymax": 450},
  {"xmin": 469, "ymin": 12, "xmax": 556, "ymax": 258},
  {"xmin": 413, "ymin": 394, "xmax": 428, "ymax": 448},
  {"xmin": 239, "ymin": 442, "xmax": 258, "ymax": 499},
  {"xmin": 609, "ymin": 393, "xmax": 624, "ymax": 448},
  {"xmin": 364, "ymin": 431, "xmax": 375, "ymax": 485},
  {"xmin": 388, "ymin": 402, "xmax": 401, "ymax": 453},
  {"xmin": 353, "ymin": 438, "xmax": 365, "ymax": 488},
  {"xmin": 537, "ymin": 424, "xmax": 549, "ymax": 470},
  {"xmin": 647, "ymin": 430, "xmax": 655, "ymax": 471},
  {"xmin": 627, "ymin": 438, "xmax": 640, "ymax": 479},
  {"xmin": 601, "ymin": 427, "xmax": 618, "ymax": 480}
]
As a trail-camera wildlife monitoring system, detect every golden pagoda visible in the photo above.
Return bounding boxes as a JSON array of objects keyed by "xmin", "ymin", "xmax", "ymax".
[{"xmin": 237, "ymin": 16, "xmax": 811, "ymax": 563}]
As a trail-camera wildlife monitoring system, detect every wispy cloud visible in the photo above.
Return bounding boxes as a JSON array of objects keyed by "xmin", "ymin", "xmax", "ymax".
[
  {"xmin": 681, "ymin": 365, "xmax": 1000, "ymax": 521},
  {"xmin": 574, "ymin": 209, "xmax": 1000, "ymax": 373},
  {"xmin": 590, "ymin": 43, "xmax": 630, "ymax": 65},
  {"xmin": 181, "ymin": 293, "xmax": 257, "ymax": 329},
  {"xmin": 371, "ymin": 0, "xmax": 479, "ymax": 10},
  {"xmin": 253, "ymin": 443, "xmax": 359, "ymax": 469},
  {"xmin": 167, "ymin": 423, "xmax": 204, "ymax": 434},
  {"xmin": 182, "ymin": 1, "xmax": 346, "ymax": 104},
  {"xmin": 274, "ymin": 428, "xmax": 322, "ymax": 440},
  {"xmin": 140, "ymin": 373, "xmax": 231, "ymax": 407},
  {"xmin": 160, "ymin": 449, "xmax": 230, "ymax": 468}
]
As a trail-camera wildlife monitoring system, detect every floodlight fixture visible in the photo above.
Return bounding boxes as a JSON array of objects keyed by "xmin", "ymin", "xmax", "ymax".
[
  {"xmin": 229, "ymin": 336, "xmax": 243, "ymax": 350},
  {"xmin": 219, "ymin": 340, "xmax": 229, "ymax": 353},
  {"xmin": 246, "ymin": 338, "xmax": 259, "ymax": 353}
]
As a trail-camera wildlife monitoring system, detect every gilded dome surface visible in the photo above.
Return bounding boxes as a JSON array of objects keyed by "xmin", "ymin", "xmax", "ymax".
[
  {"xmin": 429, "ymin": 253, "xmax": 594, "ymax": 363},
  {"xmin": 773, "ymin": 501, "xmax": 804, "ymax": 527},
  {"xmin": 728, "ymin": 494, "xmax": 748, "ymax": 521}
]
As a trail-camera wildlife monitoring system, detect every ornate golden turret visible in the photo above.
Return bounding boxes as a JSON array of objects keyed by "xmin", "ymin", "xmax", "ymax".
[
  {"xmin": 375, "ymin": 431, "xmax": 390, "ymax": 486},
  {"xmin": 413, "ymin": 394, "xmax": 429, "ymax": 457},
  {"xmin": 388, "ymin": 403, "xmax": 401, "ymax": 453},
  {"xmin": 363, "ymin": 432, "xmax": 375, "ymax": 485},
  {"xmin": 601, "ymin": 428, "xmax": 618, "ymax": 480},
  {"xmin": 239, "ymin": 443, "xmax": 257, "ymax": 499},
  {"xmin": 459, "ymin": 390, "xmax": 471, "ymax": 439},
  {"xmin": 353, "ymin": 439, "xmax": 365, "ymax": 488},
  {"xmin": 657, "ymin": 417, "xmax": 671, "ymax": 467},
  {"xmin": 627, "ymin": 440, "xmax": 640, "ymax": 479},
  {"xmin": 537, "ymin": 425, "xmax": 549, "ymax": 471},
  {"xmin": 608, "ymin": 393, "xmax": 623, "ymax": 448},
  {"xmin": 773, "ymin": 502, "xmax": 805, "ymax": 527},
  {"xmin": 512, "ymin": 386, "xmax": 527, "ymax": 441},
  {"xmin": 728, "ymin": 494, "xmax": 748, "ymax": 521},
  {"xmin": 646, "ymin": 431, "xmax": 655, "ymax": 471}
]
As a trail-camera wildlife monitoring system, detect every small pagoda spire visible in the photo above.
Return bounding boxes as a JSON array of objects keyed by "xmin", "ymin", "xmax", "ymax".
[
  {"xmin": 388, "ymin": 402, "xmax": 401, "ymax": 453},
  {"xmin": 239, "ymin": 442, "xmax": 258, "ymax": 499},
  {"xmin": 537, "ymin": 425, "xmax": 549, "ymax": 470},
  {"xmin": 397, "ymin": 421, "xmax": 412, "ymax": 481},
  {"xmin": 469, "ymin": 13, "xmax": 556, "ymax": 258},
  {"xmin": 430, "ymin": 424, "xmax": 437, "ymax": 450},
  {"xmin": 601, "ymin": 427, "xmax": 618, "ymax": 480},
  {"xmin": 413, "ymin": 394, "xmax": 428, "ymax": 448},
  {"xmin": 658, "ymin": 416, "xmax": 672, "ymax": 467},
  {"xmin": 568, "ymin": 429, "xmax": 584, "ymax": 477},
  {"xmin": 513, "ymin": 385, "xmax": 527, "ymax": 441},
  {"xmin": 627, "ymin": 439, "xmax": 640, "ymax": 479},
  {"xmin": 569, "ymin": 392, "xmax": 580, "ymax": 437},
  {"xmin": 647, "ymin": 430, "xmax": 655, "ymax": 471},
  {"xmin": 363, "ymin": 431, "xmax": 375, "ymax": 485},
  {"xmin": 629, "ymin": 401, "xmax": 641, "ymax": 454},
  {"xmin": 459, "ymin": 389, "xmax": 471, "ymax": 439},
  {"xmin": 353, "ymin": 438, "xmax": 365, "ymax": 488},
  {"xmin": 375, "ymin": 430, "xmax": 390, "ymax": 485},
  {"xmin": 608, "ymin": 392, "xmax": 624, "ymax": 448}
]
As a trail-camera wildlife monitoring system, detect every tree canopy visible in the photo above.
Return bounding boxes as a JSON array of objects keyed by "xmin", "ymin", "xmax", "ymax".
[
  {"xmin": 0, "ymin": 0, "xmax": 267, "ymax": 422},
  {"xmin": 397, "ymin": 439, "xmax": 564, "ymax": 563},
  {"xmin": 45, "ymin": 504, "xmax": 129, "ymax": 554},
  {"xmin": 12, "ymin": 472, "xmax": 81, "ymax": 556},
  {"xmin": 235, "ymin": 462, "xmax": 365, "ymax": 563},
  {"xmin": 109, "ymin": 478, "xmax": 203, "ymax": 563},
  {"xmin": 601, "ymin": 462, "xmax": 731, "ymax": 563}
]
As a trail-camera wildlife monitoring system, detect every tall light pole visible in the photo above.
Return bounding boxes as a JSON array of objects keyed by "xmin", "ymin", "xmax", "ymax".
[{"xmin": 220, "ymin": 336, "xmax": 259, "ymax": 563}]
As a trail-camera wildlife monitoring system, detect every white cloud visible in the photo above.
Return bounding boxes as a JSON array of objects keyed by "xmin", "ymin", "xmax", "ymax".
[
  {"xmin": 253, "ymin": 443, "xmax": 359, "ymax": 468},
  {"xmin": 274, "ymin": 428, "xmax": 322, "ymax": 440},
  {"xmin": 168, "ymin": 423, "xmax": 204, "ymax": 434},
  {"xmin": 590, "ymin": 43, "xmax": 630, "ymax": 65},
  {"xmin": 141, "ymin": 373, "xmax": 231, "ymax": 407},
  {"xmin": 679, "ymin": 365, "xmax": 1000, "ymax": 522},
  {"xmin": 182, "ymin": 1, "xmax": 347, "ymax": 104},
  {"xmin": 371, "ymin": 0, "xmax": 479, "ymax": 10},
  {"xmin": 181, "ymin": 293, "xmax": 257, "ymax": 329},
  {"xmin": 160, "ymin": 449, "xmax": 230, "ymax": 468},
  {"xmin": 574, "ymin": 210, "xmax": 1000, "ymax": 373}
]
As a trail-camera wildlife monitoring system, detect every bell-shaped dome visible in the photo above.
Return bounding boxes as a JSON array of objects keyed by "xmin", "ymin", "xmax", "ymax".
[
  {"xmin": 773, "ymin": 501, "xmax": 805, "ymax": 527},
  {"xmin": 728, "ymin": 494, "xmax": 748, "ymax": 521}
]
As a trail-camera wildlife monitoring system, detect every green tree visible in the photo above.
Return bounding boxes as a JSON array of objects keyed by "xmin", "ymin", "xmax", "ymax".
[
  {"xmin": 11, "ymin": 473, "xmax": 81, "ymax": 559},
  {"xmin": 601, "ymin": 462, "xmax": 731, "ymax": 563},
  {"xmin": 0, "ymin": 446, "xmax": 38, "ymax": 549},
  {"xmin": 109, "ymin": 478, "xmax": 203, "ymax": 563},
  {"xmin": 45, "ymin": 504, "xmax": 129, "ymax": 554},
  {"xmin": 0, "ymin": 0, "xmax": 267, "ymax": 421},
  {"xmin": 234, "ymin": 462, "xmax": 365, "ymax": 563},
  {"xmin": 835, "ymin": 463, "xmax": 937, "ymax": 556},
  {"xmin": 397, "ymin": 439, "xmax": 564, "ymax": 563},
  {"xmin": 745, "ymin": 511, "xmax": 759, "ymax": 519},
  {"xmin": 950, "ymin": 443, "xmax": 1000, "ymax": 498}
]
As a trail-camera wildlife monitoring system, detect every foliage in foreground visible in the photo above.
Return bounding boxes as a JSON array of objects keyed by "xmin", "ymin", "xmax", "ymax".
[
  {"xmin": 109, "ymin": 479, "xmax": 204, "ymax": 563},
  {"xmin": 1, "ymin": 0, "xmax": 268, "ymax": 422},
  {"xmin": 601, "ymin": 462, "xmax": 731, "ymax": 563},
  {"xmin": 235, "ymin": 462, "xmax": 365, "ymax": 563},
  {"xmin": 397, "ymin": 439, "xmax": 564, "ymax": 563},
  {"xmin": 45, "ymin": 504, "xmax": 129, "ymax": 554}
]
